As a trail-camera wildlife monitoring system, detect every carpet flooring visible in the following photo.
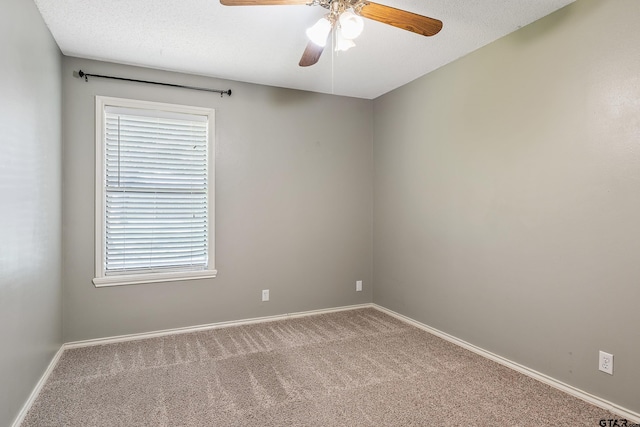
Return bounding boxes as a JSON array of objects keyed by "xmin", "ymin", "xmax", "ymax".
[{"xmin": 22, "ymin": 308, "xmax": 617, "ymax": 426}]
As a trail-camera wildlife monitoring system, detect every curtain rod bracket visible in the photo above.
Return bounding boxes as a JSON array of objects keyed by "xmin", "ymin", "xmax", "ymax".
[{"xmin": 76, "ymin": 70, "xmax": 232, "ymax": 97}]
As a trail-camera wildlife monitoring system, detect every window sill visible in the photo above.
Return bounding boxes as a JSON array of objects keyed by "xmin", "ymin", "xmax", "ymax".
[{"xmin": 92, "ymin": 269, "xmax": 217, "ymax": 288}]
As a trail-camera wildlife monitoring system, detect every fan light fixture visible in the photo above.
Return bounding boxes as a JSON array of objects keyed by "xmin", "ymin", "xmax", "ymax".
[{"xmin": 306, "ymin": 6, "xmax": 364, "ymax": 51}]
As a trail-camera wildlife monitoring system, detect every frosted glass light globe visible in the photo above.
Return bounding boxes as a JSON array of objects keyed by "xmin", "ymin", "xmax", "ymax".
[
  {"xmin": 306, "ymin": 17, "xmax": 332, "ymax": 47},
  {"xmin": 339, "ymin": 11, "xmax": 364, "ymax": 40},
  {"xmin": 335, "ymin": 29, "xmax": 356, "ymax": 51}
]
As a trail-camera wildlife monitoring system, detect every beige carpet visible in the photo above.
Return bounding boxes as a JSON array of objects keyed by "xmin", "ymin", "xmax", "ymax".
[{"xmin": 23, "ymin": 308, "xmax": 616, "ymax": 426}]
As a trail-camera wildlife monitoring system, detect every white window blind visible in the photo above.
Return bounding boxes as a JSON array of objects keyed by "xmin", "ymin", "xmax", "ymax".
[{"xmin": 102, "ymin": 104, "xmax": 210, "ymax": 277}]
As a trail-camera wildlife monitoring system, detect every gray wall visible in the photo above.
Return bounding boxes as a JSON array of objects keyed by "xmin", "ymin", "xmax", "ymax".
[
  {"xmin": 373, "ymin": 0, "xmax": 640, "ymax": 413},
  {"xmin": 0, "ymin": 0, "xmax": 62, "ymax": 425},
  {"xmin": 62, "ymin": 57, "xmax": 373, "ymax": 342}
]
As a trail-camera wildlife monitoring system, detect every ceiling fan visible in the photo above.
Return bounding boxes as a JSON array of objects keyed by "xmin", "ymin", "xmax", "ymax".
[{"xmin": 220, "ymin": 0, "xmax": 443, "ymax": 67}]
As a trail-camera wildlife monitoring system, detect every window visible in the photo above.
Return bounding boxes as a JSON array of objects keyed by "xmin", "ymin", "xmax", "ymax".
[{"xmin": 93, "ymin": 96, "xmax": 216, "ymax": 287}]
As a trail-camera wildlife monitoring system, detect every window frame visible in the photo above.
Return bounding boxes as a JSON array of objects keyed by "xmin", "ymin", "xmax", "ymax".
[{"xmin": 93, "ymin": 96, "xmax": 216, "ymax": 287}]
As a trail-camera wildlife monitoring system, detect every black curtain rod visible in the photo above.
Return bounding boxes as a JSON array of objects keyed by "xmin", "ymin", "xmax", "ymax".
[{"xmin": 76, "ymin": 70, "xmax": 232, "ymax": 97}]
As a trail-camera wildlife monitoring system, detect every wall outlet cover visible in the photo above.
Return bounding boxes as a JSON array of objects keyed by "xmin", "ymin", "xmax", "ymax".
[
  {"xmin": 356, "ymin": 280, "xmax": 363, "ymax": 292},
  {"xmin": 262, "ymin": 289, "xmax": 269, "ymax": 302},
  {"xmin": 599, "ymin": 350, "xmax": 613, "ymax": 375}
]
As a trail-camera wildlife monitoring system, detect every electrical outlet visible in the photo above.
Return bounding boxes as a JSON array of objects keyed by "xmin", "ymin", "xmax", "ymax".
[
  {"xmin": 599, "ymin": 351, "xmax": 613, "ymax": 375},
  {"xmin": 356, "ymin": 280, "xmax": 362, "ymax": 292},
  {"xmin": 262, "ymin": 289, "xmax": 269, "ymax": 302}
]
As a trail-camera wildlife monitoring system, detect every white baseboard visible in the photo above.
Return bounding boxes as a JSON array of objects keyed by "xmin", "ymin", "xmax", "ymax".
[
  {"xmin": 64, "ymin": 303, "xmax": 374, "ymax": 348},
  {"xmin": 11, "ymin": 345, "xmax": 65, "ymax": 427},
  {"xmin": 373, "ymin": 304, "xmax": 640, "ymax": 424}
]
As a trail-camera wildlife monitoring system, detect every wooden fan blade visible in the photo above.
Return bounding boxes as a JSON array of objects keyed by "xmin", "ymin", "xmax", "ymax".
[
  {"xmin": 299, "ymin": 40, "xmax": 325, "ymax": 67},
  {"xmin": 221, "ymin": 0, "xmax": 308, "ymax": 5},
  {"xmin": 358, "ymin": 2, "xmax": 442, "ymax": 37}
]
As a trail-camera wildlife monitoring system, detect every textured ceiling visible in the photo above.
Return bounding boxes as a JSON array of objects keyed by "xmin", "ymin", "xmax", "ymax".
[{"xmin": 34, "ymin": 0, "xmax": 574, "ymax": 99}]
